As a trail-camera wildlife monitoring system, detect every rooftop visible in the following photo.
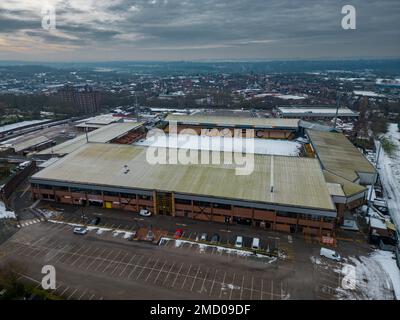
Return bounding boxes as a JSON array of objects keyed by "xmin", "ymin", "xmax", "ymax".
[
  {"xmin": 78, "ymin": 114, "xmax": 123, "ymax": 125},
  {"xmin": 36, "ymin": 122, "xmax": 143, "ymax": 156},
  {"xmin": 12, "ymin": 135, "xmax": 52, "ymax": 153},
  {"xmin": 165, "ymin": 114, "xmax": 299, "ymax": 129},
  {"xmin": 307, "ymin": 129, "xmax": 376, "ymax": 182},
  {"xmin": 323, "ymin": 170, "xmax": 366, "ymax": 197},
  {"xmin": 32, "ymin": 143, "xmax": 336, "ymax": 214},
  {"xmin": 277, "ymin": 106, "xmax": 358, "ymax": 117},
  {"xmin": 134, "ymin": 134, "xmax": 301, "ymax": 156}
]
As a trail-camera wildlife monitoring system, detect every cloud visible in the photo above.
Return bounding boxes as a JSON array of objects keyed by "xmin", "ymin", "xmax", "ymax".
[{"xmin": 0, "ymin": 0, "xmax": 399, "ymax": 61}]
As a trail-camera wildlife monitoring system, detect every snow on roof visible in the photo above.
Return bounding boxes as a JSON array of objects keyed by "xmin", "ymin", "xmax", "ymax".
[
  {"xmin": 353, "ymin": 90, "xmax": 385, "ymax": 98},
  {"xmin": 370, "ymin": 217, "xmax": 387, "ymax": 230},
  {"xmin": 0, "ymin": 119, "xmax": 50, "ymax": 133},
  {"xmin": 134, "ymin": 134, "xmax": 302, "ymax": 156}
]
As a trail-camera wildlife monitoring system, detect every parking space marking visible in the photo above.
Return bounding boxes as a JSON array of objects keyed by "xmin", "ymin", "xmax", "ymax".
[
  {"xmin": 145, "ymin": 258, "xmax": 160, "ymax": 282},
  {"xmin": 95, "ymin": 249, "xmax": 115, "ymax": 271},
  {"xmin": 67, "ymin": 288, "xmax": 78, "ymax": 300},
  {"xmin": 261, "ymin": 279, "xmax": 264, "ymax": 300},
  {"xmin": 229, "ymin": 273, "xmax": 235, "ymax": 300},
  {"xmin": 63, "ymin": 244, "xmax": 86, "ymax": 264},
  {"xmin": 250, "ymin": 276, "xmax": 254, "ymax": 300},
  {"xmin": 180, "ymin": 264, "xmax": 192, "ymax": 289},
  {"xmin": 190, "ymin": 266, "xmax": 200, "ymax": 292},
  {"xmin": 86, "ymin": 248, "xmax": 107, "ymax": 270},
  {"xmin": 240, "ymin": 275, "xmax": 245, "ymax": 300},
  {"xmin": 111, "ymin": 251, "xmax": 129, "ymax": 275},
  {"xmin": 119, "ymin": 254, "xmax": 136, "ymax": 277},
  {"xmin": 171, "ymin": 262, "xmax": 184, "ymax": 288},
  {"xmin": 77, "ymin": 289, "xmax": 88, "ymax": 300},
  {"xmin": 101, "ymin": 250, "xmax": 121, "ymax": 272},
  {"xmin": 162, "ymin": 261, "xmax": 176, "ymax": 286},
  {"xmin": 209, "ymin": 269, "xmax": 218, "ymax": 296},
  {"xmin": 71, "ymin": 246, "xmax": 92, "ymax": 267},
  {"xmin": 102, "ymin": 250, "xmax": 122, "ymax": 273},
  {"xmin": 128, "ymin": 255, "xmax": 145, "ymax": 278},
  {"xmin": 77, "ymin": 247, "xmax": 100, "ymax": 268},
  {"xmin": 59, "ymin": 286, "xmax": 70, "ymax": 297},
  {"xmin": 136, "ymin": 257, "xmax": 152, "ymax": 280},
  {"xmin": 219, "ymin": 271, "xmax": 227, "ymax": 299},
  {"xmin": 271, "ymin": 279, "xmax": 273, "ymax": 300},
  {"xmin": 153, "ymin": 260, "xmax": 168, "ymax": 284},
  {"xmin": 200, "ymin": 267, "xmax": 209, "ymax": 294}
]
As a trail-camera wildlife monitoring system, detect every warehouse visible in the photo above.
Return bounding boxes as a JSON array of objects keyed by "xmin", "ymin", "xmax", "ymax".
[
  {"xmin": 75, "ymin": 114, "xmax": 124, "ymax": 131},
  {"xmin": 8, "ymin": 135, "xmax": 54, "ymax": 155},
  {"xmin": 276, "ymin": 106, "xmax": 359, "ymax": 119},
  {"xmin": 164, "ymin": 114, "xmax": 300, "ymax": 139},
  {"xmin": 31, "ymin": 143, "xmax": 337, "ymax": 236}
]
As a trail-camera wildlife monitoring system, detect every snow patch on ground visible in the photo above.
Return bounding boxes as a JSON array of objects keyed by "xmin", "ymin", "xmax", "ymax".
[
  {"xmin": 160, "ymin": 237, "xmax": 277, "ymax": 261},
  {"xmin": 96, "ymin": 227, "xmax": 112, "ymax": 235},
  {"xmin": 378, "ymin": 123, "xmax": 400, "ymax": 231},
  {"xmin": 36, "ymin": 208, "xmax": 61, "ymax": 219},
  {"xmin": 0, "ymin": 201, "xmax": 16, "ymax": 219},
  {"xmin": 335, "ymin": 251, "xmax": 398, "ymax": 300},
  {"xmin": 371, "ymin": 250, "xmax": 400, "ymax": 299}
]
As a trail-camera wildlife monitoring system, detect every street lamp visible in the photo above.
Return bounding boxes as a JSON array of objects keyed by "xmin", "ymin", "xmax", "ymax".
[{"xmin": 81, "ymin": 206, "xmax": 86, "ymax": 224}]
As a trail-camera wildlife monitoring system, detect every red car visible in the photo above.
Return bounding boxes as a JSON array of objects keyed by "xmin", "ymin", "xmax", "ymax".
[{"xmin": 173, "ymin": 228, "xmax": 183, "ymax": 239}]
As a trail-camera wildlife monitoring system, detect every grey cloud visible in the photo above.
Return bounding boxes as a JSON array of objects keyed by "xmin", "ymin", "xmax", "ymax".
[{"xmin": 0, "ymin": 0, "xmax": 399, "ymax": 60}]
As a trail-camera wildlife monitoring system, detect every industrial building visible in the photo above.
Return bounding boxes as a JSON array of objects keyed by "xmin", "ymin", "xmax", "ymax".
[
  {"xmin": 75, "ymin": 114, "xmax": 124, "ymax": 131},
  {"xmin": 164, "ymin": 114, "xmax": 300, "ymax": 139},
  {"xmin": 275, "ymin": 106, "xmax": 359, "ymax": 119}
]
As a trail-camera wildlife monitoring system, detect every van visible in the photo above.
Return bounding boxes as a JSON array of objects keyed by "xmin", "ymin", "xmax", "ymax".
[
  {"xmin": 251, "ymin": 237, "xmax": 260, "ymax": 250},
  {"xmin": 235, "ymin": 236, "xmax": 243, "ymax": 248},
  {"xmin": 320, "ymin": 247, "xmax": 341, "ymax": 261}
]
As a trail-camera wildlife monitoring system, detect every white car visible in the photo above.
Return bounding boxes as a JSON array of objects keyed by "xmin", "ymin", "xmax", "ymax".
[
  {"xmin": 235, "ymin": 236, "xmax": 243, "ymax": 248},
  {"xmin": 73, "ymin": 227, "xmax": 88, "ymax": 235},
  {"xmin": 251, "ymin": 237, "xmax": 260, "ymax": 250},
  {"xmin": 139, "ymin": 209, "xmax": 152, "ymax": 217},
  {"xmin": 320, "ymin": 247, "xmax": 341, "ymax": 261},
  {"xmin": 200, "ymin": 233, "xmax": 208, "ymax": 241}
]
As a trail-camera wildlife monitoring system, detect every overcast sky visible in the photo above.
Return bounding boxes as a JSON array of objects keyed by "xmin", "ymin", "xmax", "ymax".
[{"xmin": 0, "ymin": 0, "xmax": 399, "ymax": 61}]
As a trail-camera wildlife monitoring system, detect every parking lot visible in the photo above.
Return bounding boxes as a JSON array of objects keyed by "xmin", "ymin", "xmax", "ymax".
[
  {"xmin": 0, "ymin": 221, "xmax": 293, "ymax": 300},
  {"xmin": 0, "ymin": 199, "xmax": 384, "ymax": 300},
  {"xmin": 37, "ymin": 203, "xmax": 293, "ymax": 258}
]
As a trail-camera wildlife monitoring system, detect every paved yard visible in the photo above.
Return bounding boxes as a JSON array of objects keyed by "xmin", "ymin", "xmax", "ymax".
[{"xmin": 0, "ymin": 200, "xmax": 395, "ymax": 300}]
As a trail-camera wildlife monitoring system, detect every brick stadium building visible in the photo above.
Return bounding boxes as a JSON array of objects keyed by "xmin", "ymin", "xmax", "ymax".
[{"xmin": 29, "ymin": 115, "xmax": 375, "ymax": 237}]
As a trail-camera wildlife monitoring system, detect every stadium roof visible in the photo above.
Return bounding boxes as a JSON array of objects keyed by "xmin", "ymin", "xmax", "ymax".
[
  {"xmin": 165, "ymin": 114, "xmax": 299, "ymax": 129},
  {"xmin": 323, "ymin": 170, "xmax": 366, "ymax": 197},
  {"xmin": 32, "ymin": 143, "xmax": 336, "ymax": 215},
  {"xmin": 277, "ymin": 106, "xmax": 358, "ymax": 117},
  {"xmin": 36, "ymin": 122, "xmax": 143, "ymax": 156},
  {"xmin": 307, "ymin": 129, "xmax": 376, "ymax": 182}
]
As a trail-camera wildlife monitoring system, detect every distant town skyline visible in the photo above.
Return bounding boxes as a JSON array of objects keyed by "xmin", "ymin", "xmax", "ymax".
[{"xmin": 0, "ymin": 0, "xmax": 399, "ymax": 62}]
